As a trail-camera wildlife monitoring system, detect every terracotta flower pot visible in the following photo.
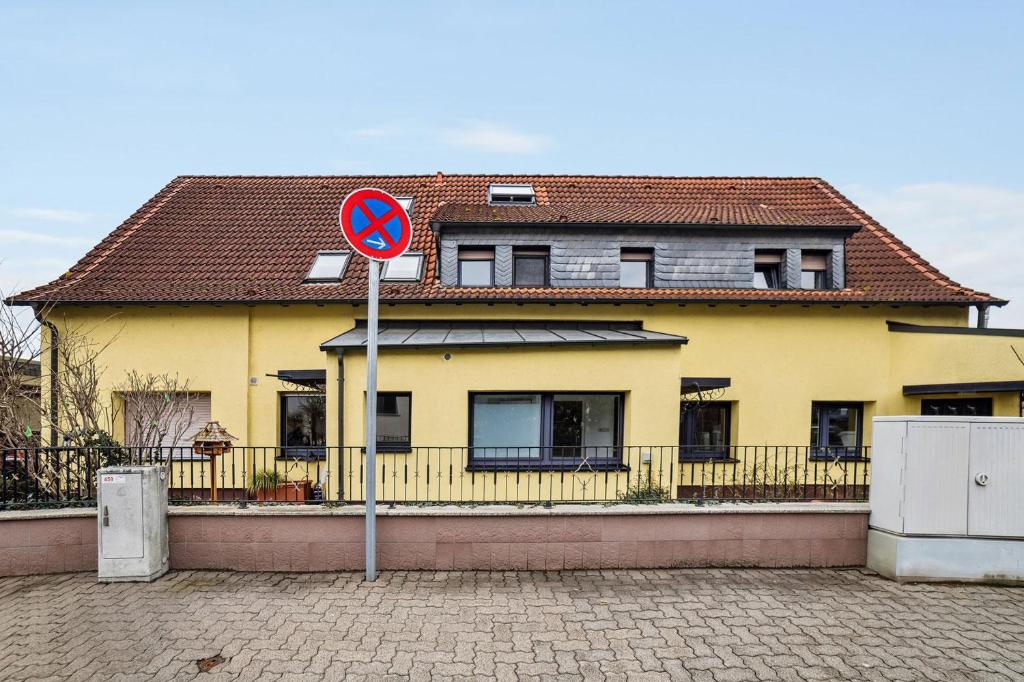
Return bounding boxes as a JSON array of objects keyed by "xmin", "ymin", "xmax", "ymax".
[{"xmin": 254, "ymin": 481, "xmax": 311, "ymax": 503}]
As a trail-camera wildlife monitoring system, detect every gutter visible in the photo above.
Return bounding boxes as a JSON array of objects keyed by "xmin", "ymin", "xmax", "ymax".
[{"xmin": 5, "ymin": 296, "xmax": 1009, "ymax": 308}]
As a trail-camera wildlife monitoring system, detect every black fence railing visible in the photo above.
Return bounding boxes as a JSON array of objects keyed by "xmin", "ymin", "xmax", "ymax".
[{"xmin": 0, "ymin": 445, "xmax": 870, "ymax": 509}]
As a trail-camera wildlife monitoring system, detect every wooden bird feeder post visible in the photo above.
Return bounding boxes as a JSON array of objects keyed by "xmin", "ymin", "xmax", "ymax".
[{"xmin": 192, "ymin": 421, "xmax": 237, "ymax": 503}]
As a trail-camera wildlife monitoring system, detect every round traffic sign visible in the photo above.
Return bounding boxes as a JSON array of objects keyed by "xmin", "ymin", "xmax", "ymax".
[{"xmin": 338, "ymin": 188, "xmax": 413, "ymax": 261}]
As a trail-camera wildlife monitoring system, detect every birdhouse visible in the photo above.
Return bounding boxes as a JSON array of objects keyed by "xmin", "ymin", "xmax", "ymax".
[{"xmin": 192, "ymin": 421, "xmax": 237, "ymax": 458}]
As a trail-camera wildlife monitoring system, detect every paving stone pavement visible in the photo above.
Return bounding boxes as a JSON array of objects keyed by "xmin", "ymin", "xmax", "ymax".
[{"xmin": 0, "ymin": 568, "xmax": 1021, "ymax": 681}]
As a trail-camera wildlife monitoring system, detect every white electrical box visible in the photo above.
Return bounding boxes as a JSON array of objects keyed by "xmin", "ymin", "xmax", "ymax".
[
  {"xmin": 97, "ymin": 465, "xmax": 169, "ymax": 582},
  {"xmin": 868, "ymin": 416, "xmax": 1024, "ymax": 583}
]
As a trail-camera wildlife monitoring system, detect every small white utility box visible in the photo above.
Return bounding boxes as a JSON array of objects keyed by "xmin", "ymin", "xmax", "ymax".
[
  {"xmin": 868, "ymin": 416, "xmax": 1024, "ymax": 583},
  {"xmin": 97, "ymin": 465, "xmax": 169, "ymax": 582}
]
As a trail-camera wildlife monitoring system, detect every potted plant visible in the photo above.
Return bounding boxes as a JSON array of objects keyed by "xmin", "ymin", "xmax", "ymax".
[{"xmin": 248, "ymin": 469, "xmax": 311, "ymax": 503}]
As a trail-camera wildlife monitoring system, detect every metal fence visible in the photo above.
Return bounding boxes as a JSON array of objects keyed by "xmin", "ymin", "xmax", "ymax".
[{"xmin": 0, "ymin": 445, "xmax": 870, "ymax": 509}]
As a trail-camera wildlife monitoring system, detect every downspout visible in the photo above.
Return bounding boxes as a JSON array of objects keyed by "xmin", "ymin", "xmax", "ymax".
[
  {"xmin": 33, "ymin": 308, "xmax": 58, "ymax": 445},
  {"xmin": 337, "ymin": 350, "xmax": 344, "ymax": 501},
  {"xmin": 976, "ymin": 304, "xmax": 990, "ymax": 329}
]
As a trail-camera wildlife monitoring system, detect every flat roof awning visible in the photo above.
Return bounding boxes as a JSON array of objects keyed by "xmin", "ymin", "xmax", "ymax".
[
  {"xmin": 903, "ymin": 380, "xmax": 1024, "ymax": 396},
  {"xmin": 321, "ymin": 320, "xmax": 687, "ymax": 351}
]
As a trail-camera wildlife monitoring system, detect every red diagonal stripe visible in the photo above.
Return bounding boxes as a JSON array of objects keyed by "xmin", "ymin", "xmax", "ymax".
[{"xmin": 354, "ymin": 201, "xmax": 399, "ymax": 248}]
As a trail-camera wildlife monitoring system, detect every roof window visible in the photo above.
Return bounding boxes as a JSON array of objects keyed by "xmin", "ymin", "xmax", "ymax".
[
  {"xmin": 381, "ymin": 253, "xmax": 424, "ymax": 282},
  {"xmin": 395, "ymin": 196, "xmax": 415, "ymax": 216},
  {"xmin": 488, "ymin": 184, "xmax": 536, "ymax": 205},
  {"xmin": 304, "ymin": 251, "xmax": 350, "ymax": 283}
]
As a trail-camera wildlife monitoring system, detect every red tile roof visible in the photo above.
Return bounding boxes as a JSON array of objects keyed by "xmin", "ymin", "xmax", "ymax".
[{"xmin": 10, "ymin": 174, "xmax": 1004, "ymax": 307}]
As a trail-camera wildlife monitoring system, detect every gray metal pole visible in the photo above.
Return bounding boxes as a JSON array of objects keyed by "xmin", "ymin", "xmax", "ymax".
[{"xmin": 365, "ymin": 259, "xmax": 379, "ymax": 582}]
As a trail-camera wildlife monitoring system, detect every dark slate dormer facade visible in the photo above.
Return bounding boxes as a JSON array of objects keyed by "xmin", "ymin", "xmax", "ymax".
[{"xmin": 436, "ymin": 224, "xmax": 854, "ymax": 290}]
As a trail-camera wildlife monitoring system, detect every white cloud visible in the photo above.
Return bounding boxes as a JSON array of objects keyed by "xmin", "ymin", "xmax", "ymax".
[
  {"xmin": 9, "ymin": 207, "xmax": 92, "ymax": 223},
  {"xmin": 844, "ymin": 182, "xmax": 1024, "ymax": 328},
  {"xmin": 438, "ymin": 122, "xmax": 550, "ymax": 155},
  {"xmin": 0, "ymin": 229, "xmax": 91, "ymax": 246}
]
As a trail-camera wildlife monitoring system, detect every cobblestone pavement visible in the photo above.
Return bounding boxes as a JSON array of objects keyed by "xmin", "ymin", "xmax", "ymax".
[{"xmin": 0, "ymin": 569, "xmax": 1022, "ymax": 681}]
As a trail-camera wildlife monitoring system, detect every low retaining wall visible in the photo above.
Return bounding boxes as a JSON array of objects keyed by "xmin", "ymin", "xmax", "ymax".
[{"xmin": 0, "ymin": 503, "xmax": 868, "ymax": 576}]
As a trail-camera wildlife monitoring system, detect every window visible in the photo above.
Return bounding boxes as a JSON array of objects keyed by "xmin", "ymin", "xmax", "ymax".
[
  {"xmin": 513, "ymin": 247, "xmax": 549, "ymax": 287},
  {"xmin": 488, "ymin": 184, "xmax": 536, "ymax": 204},
  {"xmin": 381, "ymin": 253, "xmax": 424, "ymax": 282},
  {"xmin": 280, "ymin": 393, "xmax": 326, "ymax": 459},
  {"xmin": 395, "ymin": 196, "xmax": 415, "ymax": 216},
  {"xmin": 800, "ymin": 252, "xmax": 830, "ymax": 290},
  {"xmin": 305, "ymin": 251, "xmax": 350, "ymax": 283},
  {"xmin": 680, "ymin": 402, "xmax": 731, "ymax": 459},
  {"xmin": 753, "ymin": 251, "xmax": 783, "ymax": 289},
  {"xmin": 123, "ymin": 392, "xmax": 212, "ymax": 457},
  {"xmin": 921, "ymin": 398, "xmax": 993, "ymax": 416},
  {"xmin": 458, "ymin": 248, "xmax": 495, "ymax": 287},
  {"xmin": 810, "ymin": 402, "xmax": 863, "ymax": 459},
  {"xmin": 470, "ymin": 392, "xmax": 622, "ymax": 468},
  {"xmin": 620, "ymin": 248, "xmax": 653, "ymax": 288},
  {"xmin": 374, "ymin": 392, "xmax": 411, "ymax": 451}
]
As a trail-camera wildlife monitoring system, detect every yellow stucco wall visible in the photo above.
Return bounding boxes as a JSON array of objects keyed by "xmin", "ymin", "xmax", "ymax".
[{"xmin": 38, "ymin": 302, "xmax": 1023, "ymax": 501}]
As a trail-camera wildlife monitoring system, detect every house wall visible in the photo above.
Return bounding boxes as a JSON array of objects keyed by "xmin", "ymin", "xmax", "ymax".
[{"xmin": 36, "ymin": 302, "xmax": 1021, "ymax": 500}]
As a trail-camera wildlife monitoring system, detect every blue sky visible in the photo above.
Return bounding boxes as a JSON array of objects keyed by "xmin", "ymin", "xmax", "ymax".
[{"xmin": 2, "ymin": 1, "xmax": 1022, "ymax": 323}]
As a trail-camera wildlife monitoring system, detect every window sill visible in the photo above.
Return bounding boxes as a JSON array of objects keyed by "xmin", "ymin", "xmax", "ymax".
[
  {"xmin": 466, "ymin": 462, "xmax": 629, "ymax": 473},
  {"xmin": 808, "ymin": 455, "xmax": 869, "ymax": 463},
  {"xmin": 359, "ymin": 446, "xmax": 414, "ymax": 455},
  {"xmin": 678, "ymin": 457, "xmax": 740, "ymax": 464},
  {"xmin": 275, "ymin": 449, "xmax": 327, "ymax": 462}
]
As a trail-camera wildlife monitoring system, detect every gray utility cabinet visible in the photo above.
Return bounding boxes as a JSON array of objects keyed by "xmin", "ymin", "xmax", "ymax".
[
  {"xmin": 97, "ymin": 465, "xmax": 169, "ymax": 582},
  {"xmin": 868, "ymin": 417, "xmax": 1024, "ymax": 583}
]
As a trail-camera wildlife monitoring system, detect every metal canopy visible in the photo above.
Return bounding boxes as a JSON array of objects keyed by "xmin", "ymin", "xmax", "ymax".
[
  {"xmin": 681, "ymin": 377, "xmax": 731, "ymax": 395},
  {"xmin": 321, "ymin": 320, "xmax": 687, "ymax": 351},
  {"xmin": 268, "ymin": 369, "xmax": 327, "ymax": 389},
  {"xmin": 903, "ymin": 380, "xmax": 1024, "ymax": 396}
]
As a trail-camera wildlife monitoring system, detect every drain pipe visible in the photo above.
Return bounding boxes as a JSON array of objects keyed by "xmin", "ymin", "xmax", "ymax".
[
  {"xmin": 976, "ymin": 304, "xmax": 990, "ymax": 329},
  {"xmin": 337, "ymin": 351, "xmax": 345, "ymax": 501},
  {"xmin": 33, "ymin": 308, "xmax": 58, "ymax": 445}
]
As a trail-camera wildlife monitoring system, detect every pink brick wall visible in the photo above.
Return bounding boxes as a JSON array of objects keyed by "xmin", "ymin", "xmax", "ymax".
[
  {"xmin": 0, "ymin": 516, "xmax": 97, "ymax": 576},
  {"xmin": 0, "ymin": 509, "xmax": 867, "ymax": 576}
]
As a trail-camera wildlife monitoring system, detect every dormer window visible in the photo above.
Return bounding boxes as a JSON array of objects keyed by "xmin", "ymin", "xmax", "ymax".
[
  {"xmin": 488, "ymin": 184, "xmax": 535, "ymax": 205},
  {"xmin": 381, "ymin": 253, "xmax": 424, "ymax": 282},
  {"xmin": 513, "ymin": 247, "xmax": 549, "ymax": 287},
  {"xmin": 304, "ymin": 251, "xmax": 350, "ymax": 283},
  {"xmin": 395, "ymin": 196, "xmax": 415, "ymax": 216},
  {"xmin": 458, "ymin": 247, "xmax": 495, "ymax": 287},
  {"xmin": 753, "ymin": 251, "xmax": 784, "ymax": 289},
  {"xmin": 620, "ymin": 248, "xmax": 653, "ymax": 288},
  {"xmin": 800, "ymin": 252, "xmax": 830, "ymax": 290}
]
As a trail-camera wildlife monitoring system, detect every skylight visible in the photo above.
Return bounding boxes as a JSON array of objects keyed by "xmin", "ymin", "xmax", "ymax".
[
  {"xmin": 381, "ymin": 253, "xmax": 424, "ymax": 282},
  {"xmin": 305, "ymin": 251, "xmax": 350, "ymax": 283},
  {"xmin": 488, "ymin": 184, "xmax": 535, "ymax": 204},
  {"xmin": 396, "ymin": 196, "xmax": 415, "ymax": 216}
]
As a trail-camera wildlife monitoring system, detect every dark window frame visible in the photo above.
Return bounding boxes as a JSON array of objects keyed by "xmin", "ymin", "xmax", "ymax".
[
  {"xmin": 620, "ymin": 248, "xmax": 654, "ymax": 289},
  {"xmin": 457, "ymin": 247, "xmax": 496, "ymax": 287},
  {"xmin": 810, "ymin": 401, "xmax": 864, "ymax": 460},
  {"xmin": 679, "ymin": 401, "xmax": 732, "ymax": 461},
  {"xmin": 800, "ymin": 251, "xmax": 832, "ymax": 290},
  {"xmin": 279, "ymin": 392, "xmax": 327, "ymax": 460},
  {"xmin": 371, "ymin": 391, "xmax": 412, "ymax": 452},
  {"xmin": 467, "ymin": 391, "xmax": 625, "ymax": 470},
  {"xmin": 753, "ymin": 250, "xmax": 785, "ymax": 290},
  {"xmin": 512, "ymin": 247, "xmax": 550, "ymax": 287},
  {"xmin": 921, "ymin": 398, "xmax": 993, "ymax": 417}
]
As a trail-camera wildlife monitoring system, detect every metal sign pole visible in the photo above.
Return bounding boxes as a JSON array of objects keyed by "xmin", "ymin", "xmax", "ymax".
[{"xmin": 365, "ymin": 259, "xmax": 379, "ymax": 582}]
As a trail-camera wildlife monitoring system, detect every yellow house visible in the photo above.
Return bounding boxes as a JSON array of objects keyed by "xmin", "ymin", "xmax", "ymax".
[{"xmin": 10, "ymin": 175, "xmax": 1023, "ymax": 503}]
